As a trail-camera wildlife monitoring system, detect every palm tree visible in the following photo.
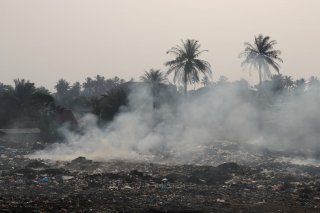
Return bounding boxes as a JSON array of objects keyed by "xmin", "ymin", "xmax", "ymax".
[
  {"xmin": 294, "ymin": 78, "xmax": 306, "ymax": 94},
  {"xmin": 240, "ymin": 34, "xmax": 283, "ymax": 87},
  {"xmin": 270, "ymin": 74, "xmax": 285, "ymax": 93},
  {"xmin": 1, "ymin": 79, "xmax": 54, "ymax": 128},
  {"xmin": 201, "ymin": 76, "xmax": 210, "ymax": 87},
  {"xmin": 140, "ymin": 69, "xmax": 167, "ymax": 109},
  {"xmin": 165, "ymin": 39, "xmax": 212, "ymax": 95},
  {"xmin": 309, "ymin": 76, "xmax": 320, "ymax": 90},
  {"xmin": 283, "ymin": 75, "xmax": 294, "ymax": 90},
  {"xmin": 140, "ymin": 69, "xmax": 167, "ymax": 83},
  {"xmin": 93, "ymin": 88, "xmax": 128, "ymax": 122},
  {"xmin": 13, "ymin": 79, "xmax": 36, "ymax": 109}
]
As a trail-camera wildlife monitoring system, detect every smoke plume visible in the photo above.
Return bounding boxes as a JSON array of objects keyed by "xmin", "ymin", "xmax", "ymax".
[{"xmin": 31, "ymin": 83, "xmax": 320, "ymax": 164}]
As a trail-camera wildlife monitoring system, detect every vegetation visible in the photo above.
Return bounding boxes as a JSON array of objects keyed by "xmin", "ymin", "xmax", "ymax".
[
  {"xmin": 0, "ymin": 75, "xmax": 128, "ymax": 142},
  {"xmin": 0, "ymin": 79, "xmax": 58, "ymax": 141},
  {"xmin": 140, "ymin": 69, "xmax": 167, "ymax": 108},
  {"xmin": 140, "ymin": 69, "xmax": 167, "ymax": 84},
  {"xmin": 53, "ymin": 75, "xmax": 126, "ymax": 110},
  {"xmin": 165, "ymin": 39, "xmax": 212, "ymax": 95},
  {"xmin": 93, "ymin": 87, "xmax": 129, "ymax": 123},
  {"xmin": 201, "ymin": 76, "xmax": 211, "ymax": 87},
  {"xmin": 0, "ymin": 36, "xmax": 319, "ymax": 144},
  {"xmin": 240, "ymin": 34, "xmax": 283, "ymax": 87}
]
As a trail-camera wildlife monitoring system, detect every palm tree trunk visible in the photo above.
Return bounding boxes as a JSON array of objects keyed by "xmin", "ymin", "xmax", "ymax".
[
  {"xmin": 257, "ymin": 64, "xmax": 263, "ymax": 98},
  {"xmin": 184, "ymin": 72, "xmax": 187, "ymax": 96},
  {"xmin": 152, "ymin": 83, "xmax": 156, "ymax": 110},
  {"xmin": 258, "ymin": 65, "xmax": 262, "ymax": 87}
]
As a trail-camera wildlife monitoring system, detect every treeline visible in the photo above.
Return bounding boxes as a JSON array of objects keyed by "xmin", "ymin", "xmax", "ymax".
[
  {"xmin": 1, "ymin": 73, "xmax": 319, "ymax": 130},
  {"xmin": 0, "ymin": 79, "xmax": 57, "ymax": 141},
  {"xmin": 1, "ymin": 36, "xmax": 320, "ymax": 144},
  {"xmin": 202, "ymin": 74, "xmax": 320, "ymax": 96},
  {"xmin": 0, "ymin": 75, "xmax": 128, "ymax": 142},
  {"xmin": 54, "ymin": 75, "xmax": 127, "ymax": 108},
  {"xmin": 0, "ymin": 70, "xmax": 320, "ymax": 141}
]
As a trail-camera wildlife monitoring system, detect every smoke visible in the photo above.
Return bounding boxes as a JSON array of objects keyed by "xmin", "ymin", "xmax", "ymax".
[
  {"xmin": 30, "ymin": 83, "xmax": 320, "ymax": 163},
  {"xmin": 262, "ymin": 89, "xmax": 320, "ymax": 153}
]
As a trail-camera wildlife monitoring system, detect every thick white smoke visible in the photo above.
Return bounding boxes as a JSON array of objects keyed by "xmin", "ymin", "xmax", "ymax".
[{"xmin": 31, "ymin": 83, "xmax": 320, "ymax": 163}]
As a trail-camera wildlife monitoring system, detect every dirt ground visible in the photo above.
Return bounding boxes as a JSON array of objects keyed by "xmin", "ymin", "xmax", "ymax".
[{"xmin": 0, "ymin": 139, "xmax": 320, "ymax": 212}]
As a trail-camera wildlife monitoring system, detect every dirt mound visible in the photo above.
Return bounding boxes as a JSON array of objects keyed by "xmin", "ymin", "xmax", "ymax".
[{"xmin": 25, "ymin": 160, "xmax": 48, "ymax": 169}]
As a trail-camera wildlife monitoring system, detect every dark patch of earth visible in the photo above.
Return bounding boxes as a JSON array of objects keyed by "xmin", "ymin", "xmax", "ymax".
[{"xmin": 1, "ymin": 139, "xmax": 320, "ymax": 212}]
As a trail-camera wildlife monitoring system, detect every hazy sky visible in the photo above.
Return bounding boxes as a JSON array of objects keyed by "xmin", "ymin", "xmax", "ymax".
[{"xmin": 1, "ymin": 0, "xmax": 319, "ymax": 90}]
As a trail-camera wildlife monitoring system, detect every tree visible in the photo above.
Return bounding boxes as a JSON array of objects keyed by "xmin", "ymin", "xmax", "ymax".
[
  {"xmin": 82, "ymin": 75, "xmax": 125, "ymax": 98},
  {"xmin": 0, "ymin": 83, "xmax": 12, "ymax": 93},
  {"xmin": 36, "ymin": 86, "xmax": 51, "ymax": 95},
  {"xmin": 69, "ymin": 82, "xmax": 81, "ymax": 97},
  {"xmin": 309, "ymin": 76, "xmax": 320, "ymax": 90},
  {"xmin": 294, "ymin": 78, "xmax": 306, "ymax": 94},
  {"xmin": 82, "ymin": 77, "xmax": 94, "ymax": 97},
  {"xmin": 112, "ymin": 76, "xmax": 126, "ymax": 85},
  {"xmin": 0, "ymin": 79, "xmax": 56, "ymax": 129},
  {"xmin": 283, "ymin": 75, "xmax": 294, "ymax": 90},
  {"xmin": 13, "ymin": 79, "xmax": 36, "ymax": 113},
  {"xmin": 93, "ymin": 75, "xmax": 106, "ymax": 94},
  {"xmin": 0, "ymin": 79, "xmax": 36, "ymax": 127},
  {"xmin": 54, "ymin": 79, "xmax": 71, "ymax": 106},
  {"xmin": 165, "ymin": 39, "xmax": 212, "ymax": 95},
  {"xmin": 269, "ymin": 74, "xmax": 285, "ymax": 93},
  {"xmin": 55, "ymin": 79, "xmax": 70, "ymax": 96},
  {"xmin": 140, "ymin": 69, "xmax": 167, "ymax": 83},
  {"xmin": 140, "ymin": 69, "xmax": 167, "ymax": 109},
  {"xmin": 201, "ymin": 76, "xmax": 210, "ymax": 87},
  {"xmin": 93, "ymin": 88, "xmax": 128, "ymax": 122},
  {"xmin": 240, "ymin": 34, "xmax": 283, "ymax": 87}
]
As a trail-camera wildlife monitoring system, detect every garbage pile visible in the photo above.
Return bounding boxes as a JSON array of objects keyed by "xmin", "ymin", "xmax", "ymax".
[{"xmin": 0, "ymin": 139, "xmax": 320, "ymax": 212}]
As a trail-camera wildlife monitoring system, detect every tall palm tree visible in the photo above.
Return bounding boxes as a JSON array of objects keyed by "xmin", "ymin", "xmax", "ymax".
[
  {"xmin": 140, "ymin": 69, "xmax": 167, "ymax": 109},
  {"xmin": 240, "ymin": 34, "xmax": 283, "ymax": 87},
  {"xmin": 165, "ymin": 39, "xmax": 212, "ymax": 95}
]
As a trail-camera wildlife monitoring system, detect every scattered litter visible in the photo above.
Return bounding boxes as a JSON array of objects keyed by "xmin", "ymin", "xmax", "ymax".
[
  {"xmin": 217, "ymin": 198, "xmax": 225, "ymax": 203},
  {"xmin": 0, "ymin": 141, "xmax": 320, "ymax": 211},
  {"xmin": 62, "ymin": 176, "xmax": 74, "ymax": 182}
]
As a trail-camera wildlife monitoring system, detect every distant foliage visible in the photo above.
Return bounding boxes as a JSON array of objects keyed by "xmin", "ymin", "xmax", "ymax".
[
  {"xmin": 140, "ymin": 69, "xmax": 167, "ymax": 84},
  {"xmin": 140, "ymin": 69, "xmax": 168, "ymax": 109},
  {"xmin": 0, "ymin": 79, "xmax": 58, "ymax": 142},
  {"xmin": 52, "ymin": 75, "xmax": 127, "ymax": 111},
  {"xmin": 93, "ymin": 87, "xmax": 129, "ymax": 123},
  {"xmin": 82, "ymin": 75, "xmax": 125, "ymax": 98}
]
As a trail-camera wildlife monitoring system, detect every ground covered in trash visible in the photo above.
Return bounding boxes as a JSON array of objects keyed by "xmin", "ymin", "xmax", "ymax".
[{"xmin": 1, "ymin": 140, "xmax": 320, "ymax": 212}]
